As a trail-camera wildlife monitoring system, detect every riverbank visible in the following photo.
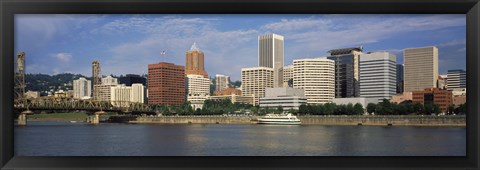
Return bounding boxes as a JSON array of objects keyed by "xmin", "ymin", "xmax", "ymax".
[
  {"xmin": 27, "ymin": 112, "xmax": 89, "ymax": 122},
  {"xmin": 131, "ymin": 115, "xmax": 466, "ymax": 126}
]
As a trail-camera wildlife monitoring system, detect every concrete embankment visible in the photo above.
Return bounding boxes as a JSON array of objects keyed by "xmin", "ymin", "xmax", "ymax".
[{"xmin": 130, "ymin": 115, "xmax": 466, "ymax": 126}]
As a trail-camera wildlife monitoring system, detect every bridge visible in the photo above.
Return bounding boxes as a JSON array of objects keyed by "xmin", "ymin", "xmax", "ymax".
[{"xmin": 14, "ymin": 51, "xmax": 158, "ymax": 125}]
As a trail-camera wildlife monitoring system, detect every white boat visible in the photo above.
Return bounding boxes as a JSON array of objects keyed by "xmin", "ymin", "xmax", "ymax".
[
  {"xmin": 70, "ymin": 121, "xmax": 77, "ymax": 123},
  {"xmin": 257, "ymin": 113, "xmax": 301, "ymax": 125}
]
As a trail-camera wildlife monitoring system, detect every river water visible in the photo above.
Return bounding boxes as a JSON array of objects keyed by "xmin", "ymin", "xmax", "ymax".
[{"xmin": 15, "ymin": 121, "xmax": 466, "ymax": 156}]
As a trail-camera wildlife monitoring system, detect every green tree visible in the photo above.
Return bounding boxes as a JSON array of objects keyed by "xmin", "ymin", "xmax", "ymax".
[
  {"xmin": 366, "ymin": 103, "xmax": 376, "ymax": 115},
  {"xmin": 275, "ymin": 106, "xmax": 284, "ymax": 114},
  {"xmin": 346, "ymin": 103, "xmax": 354, "ymax": 115},
  {"xmin": 299, "ymin": 104, "xmax": 308, "ymax": 115},
  {"xmin": 353, "ymin": 103, "xmax": 364, "ymax": 115},
  {"xmin": 324, "ymin": 103, "xmax": 336, "ymax": 115},
  {"xmin": 447, "ymin": 105, "xmax": 455, "ymax": 115},
  {"xmin": 413, "ymin": 102, "xmax": 424, "ymax": 115},
  {"xmin": 433, "ymin": 104, "xmax": 441, "ymax": 115}
]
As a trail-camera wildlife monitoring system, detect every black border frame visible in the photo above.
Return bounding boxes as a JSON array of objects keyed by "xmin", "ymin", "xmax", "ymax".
[{"xmin": 1, "ymin": 0, "xmax": 479, "ymax": 169}]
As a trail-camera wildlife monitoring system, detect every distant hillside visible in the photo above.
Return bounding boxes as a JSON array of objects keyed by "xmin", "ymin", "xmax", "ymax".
[{"xmin": 25, "ymin": 73, "xmax": 88, "ymax": 96}]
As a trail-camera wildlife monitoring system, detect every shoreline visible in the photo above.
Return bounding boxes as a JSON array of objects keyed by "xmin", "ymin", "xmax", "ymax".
[{"xmin": 21, "ymin": 114, "xmax": 466, "ymax": 127}]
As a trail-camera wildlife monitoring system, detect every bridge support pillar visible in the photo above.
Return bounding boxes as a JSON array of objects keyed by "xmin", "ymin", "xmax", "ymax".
[
  {"xmin": 88, "ymin": 111, "xmax": 105, "ymax": 125},
  {"xmin": 17, "ymin": 110, "xmax": 32, "ymax": 126}
]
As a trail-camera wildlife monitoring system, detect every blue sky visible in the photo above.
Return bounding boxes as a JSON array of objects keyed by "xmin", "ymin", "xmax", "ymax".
[{"xmin": 15, "ymin": 14, "xmax": 466, "ymax": 81}]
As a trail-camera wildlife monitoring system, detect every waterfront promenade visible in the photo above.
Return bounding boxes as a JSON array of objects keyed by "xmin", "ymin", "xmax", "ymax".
[{"xmin": 130, "ymin": 115, "xmax": 466, "ymax": 126}]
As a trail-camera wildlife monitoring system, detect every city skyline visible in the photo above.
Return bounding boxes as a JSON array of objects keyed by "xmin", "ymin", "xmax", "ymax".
[{"xmin": 15, "ymin": 14, "xmax": 466, "ymax": 81}]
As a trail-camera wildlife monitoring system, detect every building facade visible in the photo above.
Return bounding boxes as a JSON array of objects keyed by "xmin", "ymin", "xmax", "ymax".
[
  {"xmin": 186, "ymin": 74, "xmax": 211, "ymax": 110},
  {"xmin": 131, "ymin": 83, "xmax": 145, "ymax": 104},
  {"xmin": 92, "ymin": 60, "xmax": 101, "ymax": 100},
  {"xmin": 258, "ymin": 33, "xmax": 284, "ymax": 88},
  {"xmin": 208, "ymin": 94, "xmax": 255, "ymax": 106},
  {"xmin": 148, "ymin": 62, "xmax": 186, "ymax": 105},
  {"xmin": 73, "ymin": 77, "xmax": 91, "ymax": 100},
  {"xmin": 118, "ymin": 74, "xmax": 147, "ymax": 86},
  {"xmin": 214, "ymin": 87, "xmax": 242, "ymax": 96},
  {"xmin": 293, "ymin": 58, "xmax": 335, "ymax": 104},
  {"xmin": 215, "ymin": 74, "xmax": 230, "ymax": 92},
  {"xmin": 412, "ymin": 88, "xmax": 453, "ymax": 113},
  {"xmin": 391, "ymin": 92, "xmax": 413, "ymax": 104},
  {"xmin": 331, "ymin": 97, "xmax": 378, "ymax": 114},
  {"xmin": 259, "ymin": 87, "xmax": 307, "ymax": 110},
  {"xmin": 359, "ymin": 52, "xmax": 397, "ymax": 101},
  {"xmin": 185, "ymin": 42, "xmax": 208, "ymax": 78},
  {"xmin": 446, "ymin": 69, "xmax": 466, "ymax": 90},
  {"xmin": 241, "ymin": 67, "xmax": 274, "ymax": 104},
  {"xmin": 396, "ymin": 64, "xmax": 404, "ymax": 94},
  {"xmin": 283, "ymin": 65, "xmax": 294, "ymax": 87},
  {"xmin": 94, "ymin": 76, "xmax": 118, "ymax": 102},
  {"xmin": 110, "ymin": 85, "xmax": 132, "ymax": 107},
  {"xmin": 437, "ymin": 75, "xmax": 447, "ymax": 90},
  {"xmin": 404, "ymin": 46, "xmax": 439, "ymax": 92},
  {"xmin": 327, "ymin": 47, "xmax": 363, "ymax": 98}
]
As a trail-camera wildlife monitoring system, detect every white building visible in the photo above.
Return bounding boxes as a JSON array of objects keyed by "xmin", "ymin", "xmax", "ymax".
[
  {"xmin": 359, "ymin": 52, "xmax": 397, "ymax": 101},
  {"xmin": 215, "ymin": 74, "xmax": 230, "ymax": 92},
  {"xmin": 131, "ymin": 83, "xmax": 145, "ymax": 104},
  {"xmin": 259, "ymin": 33, "xmax": 284, "ymax": 88},
  {"xmin": 259, "ymin": 87, "xmax": 307, "ymax": 110},
  {"xmin": 187, "ymin": 74, "xmax": 211, "ymax": 110},
  {"xmin": 283, "ymin": 65, "xmax": 294, "ymax": 87},
  {"xmin": 94, "ymin": 76, "xmax": 118, "ymax": 102},
  {"xmin": 293, "ymin": 58, "xmax": 335, "ymax": 104},
  {"xmin": 73, "ymin": 77, "xmax": 91, "ymax": 100},
  {"xmin": 25, "ymin": 90, "xmax": 40, "ymax": 99},
  {"xmin": 111, "ymin": 84, "xmax": 131, "ymax": 107},
  {"xmin": 241, "ymin": 67, "xmax": 274, "ymax": 104}
]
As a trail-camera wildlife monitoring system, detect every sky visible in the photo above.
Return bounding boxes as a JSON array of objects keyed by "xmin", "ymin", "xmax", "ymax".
[{"xmin": 15, "ymin": 14, "xmax": 466, "ymax": 81}]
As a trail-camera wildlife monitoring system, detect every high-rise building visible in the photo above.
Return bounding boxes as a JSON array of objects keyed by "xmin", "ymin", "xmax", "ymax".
[
  {"xmin": 359, "ymin": 52, "xmax": 397, "ymax": 101},
  {"xmin": 148, "ymin": 62, "xmax": 186, "ymax": 105},
  {"xmin": 215, "ymin": 74, "xmax": 230, "ymax": 92},
  {"xmin": 283, "ymin": 65, "xmax": 294, "ymax": 87},
  {"xmin": 396, "ymin": 64, "xmax": 404, "ymax": 93},
  {"xmin": 92, "ymin": 60, "xmax": 101, "ymax": 100},
  {"xmin": 110, "ymin": 84, "xmax": 131, "ymax": 107},
  {"xmin": 327, "ymin": 46, "xmax": 363, "ymax": 98},
  {"xmin": 404, "ymin": 46, "xmax": 438, "ymax": 92},
  {"xmin": 95, "ymin": 76, "xmax": 118, "ymax": 102},
  {"xmin": 186, "ymin": 74, "xmax": 211, "ymax": 110},
  {"xmin": 241, "ymin": 67, "xmax": 274, "ymax": 104},
  {"xmin": 131, "ymin": 83, "xmax": 145, "ymax": 104},
  {"xmin": 293, "ymin": 58, "xmax": 335, "ymax": 104},
  {"xmin": 118, "ymin": 74, "xmax": 147, "ymax": 86},
  {"xmin": 258, "ymin": 33, "xmax": 284, "ymax": 88},
  {"xmin": 185, "ymin": 42, "xmax": 208, "ymax": 78},
  {"xmin": 73, "ymin": 77, "xmax": 91, "ymax": 100},
  {"xmin": 446, "ymin": 69, "xmax": 466, "ymax": 90},
  {"xmin": 437, "ymin": 75, "xmax": 447, "ymax": 90}
]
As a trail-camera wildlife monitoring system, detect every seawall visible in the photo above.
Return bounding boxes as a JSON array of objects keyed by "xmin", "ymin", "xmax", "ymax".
[{"xmin": 130, "ymin": 115, "xmax": 466, "ymax": 126}]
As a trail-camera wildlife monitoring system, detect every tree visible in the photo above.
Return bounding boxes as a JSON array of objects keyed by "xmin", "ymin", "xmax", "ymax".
[
  {"xmin": 346, "ymin": 103, "xmax": 354, "ymax": 115},
  {"xmin": 433, "ymin": 104, "xmax": 441, "ymax": 115},
  {"xmin": 366, "ymin": 103, "xmax": 376, "ymax": 115},
  {"xmin": 413, "ymin": 102, "xmax": 424, "ymax": 115},
  {"xmin": 299, "ymin": 104, "xmax": 308, "ymax": 115},
  {"xmin": 353, "ymin": 103, "xmax": 364, "ymax": 115},
  {"xmin": 447, "ymin": 105, "xmax": 455, "ymax": 115},
  {"xmin": 423, "ymin": 103, "xmax": 434, "ymax": 115},
  {"xmin": 275, "ymin": 106, "xmax": 283, "ymax": 114},
  {"xmin": 324, "ymin": 103, "xmax": 336, "ymax": 115}
]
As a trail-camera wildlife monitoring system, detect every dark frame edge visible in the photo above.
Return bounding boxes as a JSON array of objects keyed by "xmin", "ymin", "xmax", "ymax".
[
  {"xmin": 466, "ymin": 2, "xmax": 480, "ymax": 169},
  {"xmin": 0, "ymin": 0, "xmax": 15, "ymax": 169}
]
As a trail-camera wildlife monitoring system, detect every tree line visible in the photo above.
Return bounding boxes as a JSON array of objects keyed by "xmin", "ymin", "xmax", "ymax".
[{"xmin": 148, "ymin": 99, "xmax": 467, "ymax": 116}]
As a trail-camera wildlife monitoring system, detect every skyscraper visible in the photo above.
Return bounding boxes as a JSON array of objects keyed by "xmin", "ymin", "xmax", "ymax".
[
  {"xmin": 359, "ymin": 52, "xmax": 397, "ymax": 101},
  {"xmin": 293, "ymin": 58, "xmax": 335, "ymax": 104},
  {"xmin": 404, "ymin": 46, "xmax": 438, "ymax": 92},
  {"xmin": 185, "ymin": 42, "xmax": 208, "ymax": 78},
  {"xmin": 92, "ymin": 60, "xmax": 101, "ymax": 100},
  {"xmin": 282, "ymin": 65, "xmax": 294, "ymax": 87},
  {"xmin": 327, "ymin": 46, "xmax": 363, "ymax": 98},
  {"xmin": 95, "ymin": 76, "xmax": 118, "ymax": 102},
  {"xmin": 396, "ymin": 64, "xmax": 404, "ymax": 94},
  {"xmin": 148, "ymin": 62, "xmax": 185, "ymax": 105},
  {"xmin": 241, "ymin": 67, "xmax": 274, "ymax": 104},
  {"xmin": 73, "ymin": 77, "xmax": 91, "ymax": 100},
  {"xmin": 215, "ymin": 74, "xmax": 230, "ymax": 92},
  {"xmin": 258, "ymin": 33, "xmax": 284, "ymax": 88},
  {"xmin": 446, "ymin": 69, "xmax": 466, "ymax": 89},
  {"xmin": 187, "ymin": 74, "xmax": 211, "ymax": 110}
]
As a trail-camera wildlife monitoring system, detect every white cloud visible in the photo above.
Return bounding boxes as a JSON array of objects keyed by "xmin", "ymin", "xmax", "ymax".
[{"xmin": 50, "ymin": 53, "xmax": 72, "ymax": 62}]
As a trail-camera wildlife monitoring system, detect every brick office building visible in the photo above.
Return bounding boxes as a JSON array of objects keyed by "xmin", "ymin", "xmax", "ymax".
[
  {"xmin": 148, "ymin": 62, "xmax": 186, "ymax": 105},
  {"xmin": 412, "ymin": 88, "xmax": 453, "ymax": 113}
]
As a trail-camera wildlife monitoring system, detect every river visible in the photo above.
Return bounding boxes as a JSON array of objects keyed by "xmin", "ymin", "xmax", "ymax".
[{"xmin": 15, "ymin": 121, "xmax": 466, "ymax": 156}]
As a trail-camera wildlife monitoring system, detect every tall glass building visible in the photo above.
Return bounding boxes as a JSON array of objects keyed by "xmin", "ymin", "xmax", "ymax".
[
  {"xmin": 396, "ymin": 64, "xmax": 404, "ymax": 94},
  {"xmin": 446, "ymin": 69, "xmax": 466, "ymax": 89},
  {"xmin": 326, "ymin": 46, "xmax": 362, "ymax": 98},
  {"xmin": 258, "ymin": 33, "xmax": 284, "ymax": 88}
]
